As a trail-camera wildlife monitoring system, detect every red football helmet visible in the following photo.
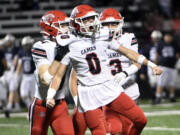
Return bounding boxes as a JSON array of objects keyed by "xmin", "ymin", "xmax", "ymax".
[
  {"xmin": 40, "ymin": 10, "xmax": 69, "ymax": 38},
  {"xmin": 100, "ymin": 8, "xmax": 124, "ymax": 37},
  {"xmin": 70, "ymin": 5, "xmax": 100, "ymax": 36}
]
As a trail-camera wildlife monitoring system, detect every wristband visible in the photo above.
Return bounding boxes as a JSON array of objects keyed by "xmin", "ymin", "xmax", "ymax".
[
  {"xmin": 73, "ymin": 95, "xmax": 78, "ymax": 106},
  {"xmin": 147, "ymin": 61, "xmax": 157, "ymax": 68},
  {"xmin": 124, "ymin": 64, "xmax": 138, "ymax": 76},
  {"xmin": 47, "ymin": 88, "xmax": 56, "ymax": 99},
  {"xmin": 43, "ymin": 70, "xmax": 53, "ymax": 84},
  {"xmin": 137, "ymin": 55, "xmax": 146, "ymax": 65}
]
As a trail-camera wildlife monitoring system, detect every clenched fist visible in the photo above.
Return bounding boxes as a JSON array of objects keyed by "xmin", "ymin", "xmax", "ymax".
[
  {"xmin": 152, "ymin": 66, "xmax": 163, "ymax": 75},
  {"xmin": 46, "ymin": 98, "xmax": 55, "ymax": 109}
]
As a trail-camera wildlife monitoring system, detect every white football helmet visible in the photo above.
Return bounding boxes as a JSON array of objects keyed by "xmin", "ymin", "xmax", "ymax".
[
  {"xmin": 70, "ymin": 5, "xmax": 100, "ymax": 36},
  {"xmin": 21, "ymin": 36, "xmax": 34, "ymax": 46},
  {"xmin": 100, "ymin": 8, "xmax": 124, "ymax": 38},
  {"xmin": 3, "ymin": 34, "xmax": 15, "ymax": 43}
]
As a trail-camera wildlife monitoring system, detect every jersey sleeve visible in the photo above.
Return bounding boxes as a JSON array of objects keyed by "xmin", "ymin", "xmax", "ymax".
[
  {"xmin": 31, "ymin": 41, "xmax": 50, "ymax": 68},
  {"xmin": 129, "ymin": 33, "xmax": 138, "ymax": 52},
  {"xmin": 61, "ymin": 52, "xmax": 70, "ymax": 65}
]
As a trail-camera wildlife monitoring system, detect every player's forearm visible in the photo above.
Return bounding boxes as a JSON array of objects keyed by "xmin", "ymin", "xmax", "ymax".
[
  {"xmin": 48, "ymin": 60, "xmax": 60, "ymax": 76},
  {"xmin": 118, "ymin": 46, "xmax": 157, "ymax": 69},
  {"xmin": 69, "ymin": 69, "xmax": 78, "ymax": 106},
  {"xmin": 46, "ymin": 64, "xmax": 67, "ymax": 99},
  {"xmin": 46, "ymin": 73, "xmax": 62, "ymax": 100},
  {"xmin": 40, "ymin": 61, "xmax": 60, "ymax": 85},
  {"xmin": 16, "ymin": 62, "xmax": 22, "ymax": 75},
  {"xmin": 69, "ymin": 69, "xmax": 78, "ymax": 97},
  {"xmin": 123, "ymin": 63, "xmax": 140, "ymax": 76},
  {"xmin": 2, "ymin": 58, "xmax": 9, "ymax": 70}
]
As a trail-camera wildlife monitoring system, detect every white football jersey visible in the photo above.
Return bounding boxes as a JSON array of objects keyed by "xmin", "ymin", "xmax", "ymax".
[
  {"xmin": 61, "ymin": 28, "xmax": 124, "ymax": 111},
  {"xmin": 106, "ymin": 33, "xmax": 140, "ymax": 100},
  {"xmin": 32, "ymin": 40, "xmax": 65, "ymax": 100},
  {"xmin": 62, "ymin": 37, "xmax": 112, "ymax": 86},
  {"xmin": 107, "ymin": 33, "xmax": 138, "ymax": 77}
]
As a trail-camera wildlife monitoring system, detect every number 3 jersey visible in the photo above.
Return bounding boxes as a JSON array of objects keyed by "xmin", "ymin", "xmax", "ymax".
[
  {"xmin": 106, "ymin": 33, "xmax": 140, "ymax": 100},
  {"xmin": 106, "ymin": 33, "xmax": 138, "ymax": 79},
  {"xmin": 32, "ymin": 40, "xmax": 66, "ymax": 100}
]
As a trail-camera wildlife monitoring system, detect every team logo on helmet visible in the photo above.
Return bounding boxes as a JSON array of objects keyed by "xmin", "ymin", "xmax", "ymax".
[
  {"xmin": 42, "ymin": 14, "xmax": 55, "ymax": 24},
  {"xmin": 71, "ymin": 7, "xmax": 79, "ymax": 18}
]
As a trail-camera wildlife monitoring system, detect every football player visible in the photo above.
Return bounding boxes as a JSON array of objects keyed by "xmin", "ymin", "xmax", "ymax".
[
  {"xmin": 2, "ymin": 34, "xmax": 21, "ymax": 112},
  {"xmin": 47, "ymin": 5, "xmax": 162, "ymax": 135},
  {"xmin": 100, "ymin": 8, "xmax": 142, "ymax": 135},
  {"xmin": 0, "ymin": 41, "xmax": 9, "ymax": 111},
  {"xmin": 29, "ymin": 10, "xmax": 74, "ymax": 135},
  {"xmin": 71, "ymin": 8, "xmax": 142, "ymax": 135},
  {"xmin": 16, "ymin": 36, "xmax": 36, "ymax": 109}
]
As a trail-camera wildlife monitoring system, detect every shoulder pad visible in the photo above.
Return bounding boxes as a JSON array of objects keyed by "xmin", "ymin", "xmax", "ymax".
[
  {"xmin": 32, "ymin": 40, "xmax": 54, "ymax": 58},
  {"xmin": 32, "ymin": 40, "xmax": 54, "ymax": 49},
  {"xmin": 96, "ymin": 27, "xmax": 111, "ymax": 40},
  {"xmin": 56, "ymin": 34, "xmax": 79, "ymax": 46},
  {"xmin": 123, "ymin": 32, "xmax": 135, "ymax": 38}
]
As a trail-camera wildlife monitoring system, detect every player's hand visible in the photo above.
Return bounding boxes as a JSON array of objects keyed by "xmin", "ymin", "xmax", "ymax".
[
  {"xmin": 152, "ymin": 66, "xmax": 163, "ymax": 75},
  {"xmin": 54, "ymin": 45, "xmax": 69, "ymax": 61},
  {"xmin": 113, "ymin": 72, "xmax": 127, "ymax": 84},
  {"xmin": 46, "ymin": 98, "xmax": 55, "ymax": 109}
]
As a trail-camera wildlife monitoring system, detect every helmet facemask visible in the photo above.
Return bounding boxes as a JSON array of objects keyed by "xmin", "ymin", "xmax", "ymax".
[
  {"xmin": 74, "ymin": 13, "xmax": 100, "ymax": 37},
  {"xmin": 52, "ymin": 18, "xmax": 70, "ymax": 35},
  {"xmin": 101, "ymin": 18, "xmax": 124, "ymax": 38}
]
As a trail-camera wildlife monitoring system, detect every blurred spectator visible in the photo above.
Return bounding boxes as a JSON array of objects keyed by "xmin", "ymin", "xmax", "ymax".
[
  {"xmin": 155, "ymin": 33, "xmax": 180, "ymax": 104},
  {"xmin": 139, "ymin": 30, "xmax": 162, "ymax": 103}
]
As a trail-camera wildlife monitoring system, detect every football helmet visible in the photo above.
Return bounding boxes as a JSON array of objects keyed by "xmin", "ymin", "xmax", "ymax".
[
  {"xmin": 70, "ymin": 5, "xmax": 100, "ymax": 36},
  {"xmin": 100, "ymin": 8, "xmax": 124, "ymax": 37},
  {"xmin": 40, "ymin": 10, "xmax": 69, "ymax": 38},
  {"xmin": 3, "ymin": 34, "xmax": 15, "ymax": 43},
  {"xmin": 151, "ymin": 30, "xmax": 162, "ymax": 39},
  {"xmin": 21, "ymin": 36, "xmax": 34, "ymax": 46}
]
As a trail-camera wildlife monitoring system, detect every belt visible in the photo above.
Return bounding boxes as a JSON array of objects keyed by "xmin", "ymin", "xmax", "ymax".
[
  {"xmin": 34, "ymin": 98, "xmax": 64, "ymax": 107},
  {"xmin": 121, "ymin": 79, "xmax": 135, "ymax": 89}
]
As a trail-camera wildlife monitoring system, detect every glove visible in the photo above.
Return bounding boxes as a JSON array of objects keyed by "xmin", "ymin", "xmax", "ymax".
[
  {"xmin": 54, "ymin": 45, "xmax": 69, "ymax": 61},
  {"xmin": 113, "ymin": 71, "xmax": 128, "ymax": 84}
]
